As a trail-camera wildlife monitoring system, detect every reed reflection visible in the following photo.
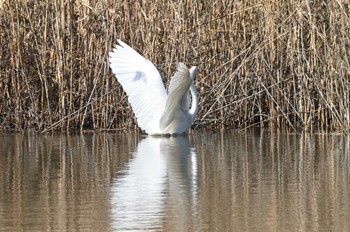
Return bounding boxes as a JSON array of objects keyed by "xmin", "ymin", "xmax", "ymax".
[
  {"xmin": 110, "ymin": 136, "xmax": 198, "ymax": 231},
  {"xmin": 192, "ymin": 131, "xmax": 350, "ymax": 231},
  {"xmin": 0, "ymin": 131, "xmax": 349, "ymax": 232},
  {"xmin": 0, "ymin": 133, "xmax": 138, "ymax": 232}
]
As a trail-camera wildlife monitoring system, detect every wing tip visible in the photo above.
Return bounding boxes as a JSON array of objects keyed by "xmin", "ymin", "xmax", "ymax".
[
  {"xmin": 117, "ymin": 39, "xmax": 128, "ymax": 48},
  {"xmin": 177, "ymin": 62, "xmax": 188, "ymax": 72}
]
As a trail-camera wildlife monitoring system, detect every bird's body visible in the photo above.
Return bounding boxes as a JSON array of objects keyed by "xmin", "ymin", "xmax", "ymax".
[{"xmin": 109, "ymin": 40, "xmax": 198, "ymax": 135}]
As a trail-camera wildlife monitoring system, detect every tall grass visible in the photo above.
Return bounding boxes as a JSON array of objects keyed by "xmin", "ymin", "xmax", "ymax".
[{"xmin": 0, "ymin": 0, "xmax": 349, "ymax": 132}]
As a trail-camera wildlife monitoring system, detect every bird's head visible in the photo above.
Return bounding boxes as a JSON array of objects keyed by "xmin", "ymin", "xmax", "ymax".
[{"xmin": 189, "ymin": 66, "xmax": 199, "ymax": 79}]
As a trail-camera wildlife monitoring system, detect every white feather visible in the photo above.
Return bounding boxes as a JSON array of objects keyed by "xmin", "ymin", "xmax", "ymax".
[
  {"xmin": 109, "ymin": 40, "xmax": 198, "ymax": 135},
  {"xmin": 160, "ymin": 63, "xmax": 192, "ymax": 131}
]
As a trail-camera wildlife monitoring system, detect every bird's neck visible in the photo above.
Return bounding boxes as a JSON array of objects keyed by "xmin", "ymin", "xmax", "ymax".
[{"xmin": 189, "ymin": 83, "xmax": 198, "ymax": 121}]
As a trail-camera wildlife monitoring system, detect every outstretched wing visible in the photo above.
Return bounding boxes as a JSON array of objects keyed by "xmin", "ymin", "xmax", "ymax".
[
  {"xmin": 109, "ymin": 40, "xmax": 167, "ymax": 133},
  {"xmin": 159, "ymin": 63, "xmax": 191, "ymax": 130}
]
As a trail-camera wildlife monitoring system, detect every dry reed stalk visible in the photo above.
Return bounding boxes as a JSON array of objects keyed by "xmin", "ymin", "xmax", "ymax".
[{"xmin": 0, "ymin": 0, "xmax": 349, "ymax": 133}]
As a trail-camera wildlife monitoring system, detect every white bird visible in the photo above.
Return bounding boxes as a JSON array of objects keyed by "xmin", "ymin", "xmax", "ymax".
[{"xmin": 109, "ymin": 40, "xmax": 199, "ymax": 135}]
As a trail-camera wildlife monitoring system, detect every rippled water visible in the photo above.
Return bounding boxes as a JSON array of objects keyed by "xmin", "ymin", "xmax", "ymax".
[{"xmin": 0, "ymin": 131, "xmax": 349, "ymax": 231}]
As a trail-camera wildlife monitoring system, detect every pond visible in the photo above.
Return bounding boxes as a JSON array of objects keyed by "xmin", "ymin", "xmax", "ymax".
[{"xmin": 0, "ymin": 130, "xmax": 349, "ymax": 231}]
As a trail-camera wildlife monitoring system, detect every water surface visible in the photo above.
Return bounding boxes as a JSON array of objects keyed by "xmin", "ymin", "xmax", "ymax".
[{"xmin": 0, "ymin": 131, "xmax": 349, "ymax": 231}]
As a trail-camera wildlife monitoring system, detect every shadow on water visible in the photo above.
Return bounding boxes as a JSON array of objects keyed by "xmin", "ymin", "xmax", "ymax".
[{"xmin": 0, "ymin": 131, "xmax": 349, "ymax": 231}]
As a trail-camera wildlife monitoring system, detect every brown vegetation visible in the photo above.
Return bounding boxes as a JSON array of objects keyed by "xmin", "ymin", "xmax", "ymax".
[{"xmin": 0, "ymin": 0, "xmax": 349, "ymax": 132}]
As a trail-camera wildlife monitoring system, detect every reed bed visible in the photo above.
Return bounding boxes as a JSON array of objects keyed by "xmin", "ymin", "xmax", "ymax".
[{"xmin": 0, "ymin": 0, "xmax": 349, "ymax": 132}]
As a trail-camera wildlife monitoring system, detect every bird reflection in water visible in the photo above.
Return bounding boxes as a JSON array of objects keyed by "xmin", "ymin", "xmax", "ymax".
[{"xmin": 110, "ymin": 136, "xmax": 198, "ymax": 231}]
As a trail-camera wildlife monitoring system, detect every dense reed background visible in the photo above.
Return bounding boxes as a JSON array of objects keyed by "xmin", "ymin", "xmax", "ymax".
[{"xmin": 0, "ymin": 0, "xmax": 349, "ymax": 132}]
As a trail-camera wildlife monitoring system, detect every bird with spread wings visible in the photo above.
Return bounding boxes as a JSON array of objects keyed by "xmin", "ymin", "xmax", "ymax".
[{"xmin": 109, "ymin": 40, "xmax": 198, "ymax": 135}]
